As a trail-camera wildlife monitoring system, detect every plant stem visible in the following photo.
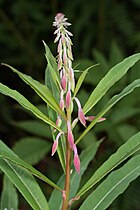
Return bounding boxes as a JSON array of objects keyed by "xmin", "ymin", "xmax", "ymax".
[{"xmin": 62, "ymin": 140, "xmax": 71, "ymax": 210}]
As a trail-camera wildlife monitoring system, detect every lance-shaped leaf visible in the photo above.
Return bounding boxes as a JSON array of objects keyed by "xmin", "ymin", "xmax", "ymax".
[
  {"xmin": 0, "ymin": 175, "xmax": 18, "ymax": 210},
  {"xmin": 2, "ymin": 63, "xmax": 65, "ymax": 119},
  {"xmin": 0, "ymin": 82, "xmax": 62, "ymax": 132},
  {"xmin": 76, "ymin": 79, "xmax": 140, "ymax": 144},
  {"xmin": 73, "ymin": 64, "xmax": 99, "ymax": 97},
  {"xmin": 13, "ymin": 137, "xmax": 51, "ymax": 165},
  {"xmin": 83, "ymin": 53, "xmax": 140, "ymax": 114},
  {"xmin": 77, "ymin": 132, "xmax": 140, "ymax": 197},
  {"xmin": 79, "ymin": 155, "xmax": 140, "ymax": 210},
  {"xmin": 0, "ymin": 140, "xmax": 62, "ymax": 191},
  {"xmin": 0, "ymin": 159, "xmax": 50, "ymax": 210}
]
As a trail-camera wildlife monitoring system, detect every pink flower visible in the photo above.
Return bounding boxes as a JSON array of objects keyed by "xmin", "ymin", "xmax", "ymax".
[
  {"xmin": 61, "ymin": 74, "xmax": 67, "ymax": 91},
  {"xmin": 74, "ymin": 97, "xmax": 86, "ymax": 127},
  {"xmin": 60, "ymin": 90, "xmax": 65, "ymax": 110},
  {"xmin": 66, "ymin": 88, "xmax": 71, "ymax": 108},
  {"xmin": 73, "ymin": 144, "xmax": 80, "ymax": 174},
  {"xmin": 51, "ymin": 132, "xmax": 63, "ymax": 156},
  {"xmin": 85, "ymin": 116, "xmax": 106, "ymax": 122},
  {"xmin": 67, "ymin": 121, "xmax": 74, "ymax": 149}
]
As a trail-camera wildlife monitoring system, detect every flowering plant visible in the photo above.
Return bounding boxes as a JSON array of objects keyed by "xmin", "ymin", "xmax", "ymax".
[{"xmin": 0, "ymin": 13, "xmax": 140, "ymax": 210}]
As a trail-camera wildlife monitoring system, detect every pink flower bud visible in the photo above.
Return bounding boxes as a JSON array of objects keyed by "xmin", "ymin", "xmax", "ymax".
[
  {"xmin": 51, "ymin": 139, "xmax": 58, "ymax": 156},
  {"xmin": 74, "ymin": 154, "xmax": 80, "ymax": 174},
  {"xmin": 60, "ymin": 98, "xmax": 65, "ymax": 110},
  {"xmin": 61, "ymin": 75, "xmax": 67, "ymax": 91},
  {"xmin": 66, "ymin": 90, "xmax": 71, "ymax": 108},
  {"xmin": 85, "ymin": 116, "xmax": 106, "ymax": 122},
  {"xmin": 67, "ymin": 121, "xmax": 74, "ymax": 150},
  {"xmin": 56, "ymin": 116, "xmax": 62, "ymax": 127},
  {"xmin": 74, "ymin": 97, "xmax": 86, "ymax": 127},
  {"xmin": 68, "ymin": 130, "xmax": 74, "ymax": 150},
  {"xmin": 63, "ymin": 47, "xmax": 67, "ymax": 66},
  {"xmin": 78, "ymin": 108, "xmax": 86, "ymax": 127},
  {"xmin": 51, "ymin": 132, "xmax": 63, "ymax": 156},
  {"xmin": 62, "ymin": 190, "xmax": 66, "ymax": 200}
]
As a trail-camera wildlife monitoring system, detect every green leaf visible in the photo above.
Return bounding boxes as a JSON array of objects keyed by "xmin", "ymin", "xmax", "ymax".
[
  {"xmin": 76, "ymin": 79, "xmax": 140, "ymax": 144},
  {"xmin": 1, "ymin": 175, "xmax": 18, "ymax": 210},
  {"xmin": 48, "ymin": 140, "xmax": 102, "ymax": 210},
  {"xmin": 77, "ymin": 132, "xmax": 140, "ymax": 197},
  {"xmin": 13, "ymin": 120, "xmax": 51, "ymax": 138},
  {"xmin": 0, "ymin": 140, "xmax": 62, "ymax": 191},
  {"xmin": 0, "ymin": 159, "xmax": 49, "ymax": 210},
  {"xmin": 2, "ymin": 63, "xmax": 65, "ymax": 119},
  {"xmin": 74, "ymin": 64, "xmax": 99, "ymax": 97},
  {"xmin": 13, "ymin": 137, "xmax": 51, "ymax": 165},
  {"xmin": 79, "ymin": 155, "xmax": 140, "ymax": 210},
  {"xmin": 83, "ymin": 53, "xmax": 140, "ymax": 114},
  {"xmin": 0, "ymin": 82, "xmax": 62, "ymax": 132}
]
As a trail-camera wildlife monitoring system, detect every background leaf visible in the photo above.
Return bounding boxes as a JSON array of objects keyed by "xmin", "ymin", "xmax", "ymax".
[
  {"xmin": 0, "ymin": 140, "xmax": 62, "ymax": 191},
  {"xmin": 77, "ymin": 132, "xmax": 140, "ymax": 197},
  {"xmin": 0, "ymin": 175, "xmax": 18, "ymax": 210},
  {"xmin": 13, "ymin": 137, "xmax": 51, "ymax": 165},
  {"xmin": 2, "ymin": 63, "xmax": 65, "ymax": 119},
  {"xmin": 0, "ymin": 159, "xmax": 49, "ymax": 210},
  {"xmin": 0, "ymin": 82, "xmax": 62, "ymax": 132},
  {"xmin": 76, "ymin": 79, "xmax": 140, "ymax": 144},
  {"xmin": 83, "ymin": 53, "xmax": 140, "ymax": 114},
  {"xmin": 79, "ymin": 155, "xmax": 140, "ymax": 210}
]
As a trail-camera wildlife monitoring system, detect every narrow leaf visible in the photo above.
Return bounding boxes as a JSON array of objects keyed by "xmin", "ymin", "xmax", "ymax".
[
  {"xmin": 14, "ymin": 120, "xmax": 51, "ymax": 138},
  {"xmin": 2, "ymin": 63, "xmax": 65, "ymax": 119},
  {"xmin": 77, "ymin": 132, "xmax": 140, "ymax": 197},
  {"xmin": 0, "ymin": 140, "xmax": 62, "ymax": 191},
  {"xmin": 13, "ymin": 137, "xmax": 51, "ymax": 165},
  {"xmin": 79, "ymin": 155, "xmax": 140, "ymax": 210},
  {"xmin": 83, "ymin": 53, "xmax": 140, "ymax": 114},
  {"xmin": 74, "ymin": 64, "xmax": 99, "ymax": 97},
  {"xmin": 76, "ymin": 79, "xmax": 140, "ymax": 144},
  {"xmin": 0, "ymin": 159, "xmax": 49, "ymax": 210},
  {"xmin": 0, "ymin": 82, "xmax": 62, "ymax": 132},
  {"xmin": 1, "ymin": 175, "xmax": 18, "ymax": 210}
]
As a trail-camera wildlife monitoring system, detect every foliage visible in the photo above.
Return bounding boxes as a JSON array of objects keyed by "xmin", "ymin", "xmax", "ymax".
[{"xmin": 0, "ymin": 9, "xmax": 140, "ymax": 210}]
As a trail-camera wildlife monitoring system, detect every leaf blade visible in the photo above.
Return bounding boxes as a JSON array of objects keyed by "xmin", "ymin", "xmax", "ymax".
[
  {"xmin": 0, "ymin": 140, "xmax": 62, "ymax": 191},
  {"xmin": 0, "ymin": 175, "xmax": 18, "ymax": 210},
  {"xmin": 0, "ymin": 159, "xmax": 49, "ymax": 210},
  {"xmin": 83, "ymin": 53, "xmax": 140, "ymax": 114},
  {"xmin": 79, "ymin": 155, "xmax": 140, "ymax": 210},
  {"xmin": 76, "ymin": 79, "xmax": 140, "ymax": 144},
  {"xmin": 77, "ymin": 132, "xmax": 140, "ymax": 197},
  {"xmin": 0, "ymin": 82, "xmax": 62, "ymax": 132}
]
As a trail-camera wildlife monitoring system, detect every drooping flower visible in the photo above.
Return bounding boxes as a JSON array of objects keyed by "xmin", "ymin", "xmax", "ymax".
[
  {"xmin": 74, "ymin": 97, "xmax": 86, "ymax": 127},
  {"xmin": 66, "ymin": 84, "xmax": 71, "ymax": 108},
  {"xmin": 85, "ymin": 116, "xmax": 106, "ymax": 122},
  {"xmin": 51, "ymin": 132, "xmax": 63, "ymax": 156},
  {"xmin": 73, "ymin": 144, "xmax": 80, "ymax": 174},
  {"xmin": 67, "ymin": 120, "xmax": 74, "ymax": 149}
]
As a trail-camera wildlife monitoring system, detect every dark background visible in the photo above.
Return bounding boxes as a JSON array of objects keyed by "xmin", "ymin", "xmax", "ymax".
[{"xmin": 0, "ymin": 0, "xmax": 140, "ymax": 209}]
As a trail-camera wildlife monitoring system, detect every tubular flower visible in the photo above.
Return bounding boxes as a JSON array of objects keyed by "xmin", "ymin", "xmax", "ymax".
[
  {"xmin": 74, "ymin": 97, "xmax": 86, "ymax": 127},
  {"xmin": 85, "ymin": 116, "xmax": 106, "ymax": 122},
  {"xmin": 73, "ymin": 144, "xmax": 80, "ymax": 174},
  {"xmin": 67, "ymin": 120, "xmax": 74, "ymax": 150},
  {"xmin": 51, "ymin": 132, "xmax": 64, "ymax": 156}
]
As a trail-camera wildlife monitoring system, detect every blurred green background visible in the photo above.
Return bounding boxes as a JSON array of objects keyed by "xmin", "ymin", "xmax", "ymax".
[{"xmin": 0, "ymin": 0, "xmax": 140, "ymax": 209}]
